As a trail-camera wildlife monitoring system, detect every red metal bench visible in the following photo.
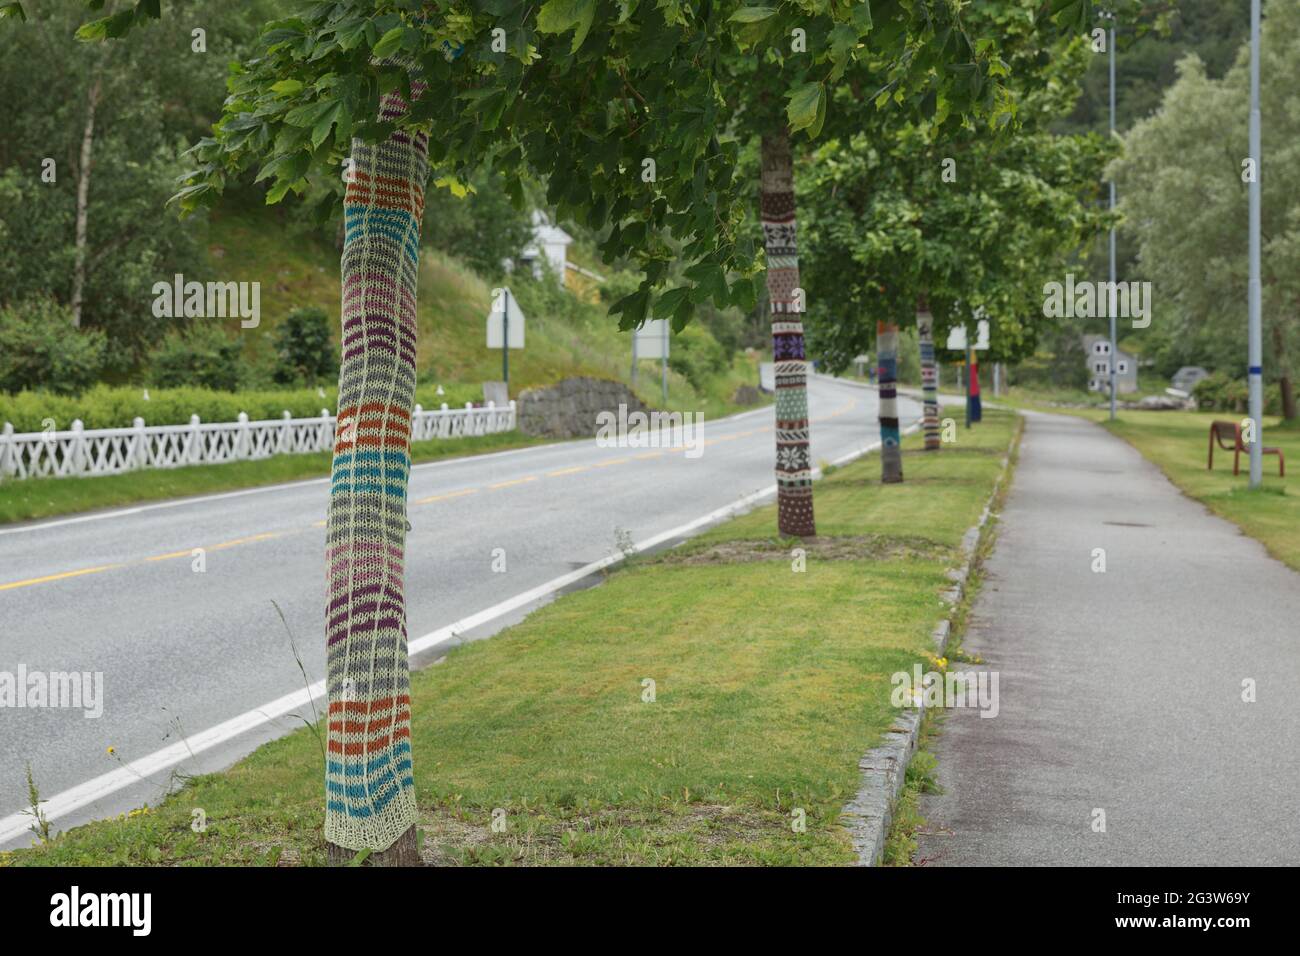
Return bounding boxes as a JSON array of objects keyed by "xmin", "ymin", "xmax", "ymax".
[{"xmin": 1208, "ymin": 420, "xmax": 1285, "ymax": 476}]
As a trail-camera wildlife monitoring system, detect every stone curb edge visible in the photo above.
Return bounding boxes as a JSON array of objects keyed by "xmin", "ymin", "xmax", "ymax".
[{"xmin": 841, "ymin": 414, "xmax": 1023, "ymax": 867}]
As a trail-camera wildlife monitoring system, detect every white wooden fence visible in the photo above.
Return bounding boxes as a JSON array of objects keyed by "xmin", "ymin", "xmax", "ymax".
[{"xmin": 0, "ymin": 401, "xmax": 516, "ymax": 481}]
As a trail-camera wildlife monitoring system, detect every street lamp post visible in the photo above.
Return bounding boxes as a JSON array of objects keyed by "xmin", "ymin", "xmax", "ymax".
[
  {"xmin": 1108, "ymin": 13, "xmax": 1118, "ymax": 422},
  {"xmin": 1247, "ymin": 0, "xmax": 1264, "ymax": 487}
]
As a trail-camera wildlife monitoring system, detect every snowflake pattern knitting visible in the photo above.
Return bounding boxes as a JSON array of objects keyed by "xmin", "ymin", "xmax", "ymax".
[{"xmin": 761, "ymin": 130, "xmax": 815, "ymax": 537}]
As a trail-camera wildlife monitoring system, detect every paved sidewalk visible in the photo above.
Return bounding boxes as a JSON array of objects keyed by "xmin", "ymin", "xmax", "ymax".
[{"xmin": 915, "ymin": 411, "xmax": 1300, "ymax": 866}]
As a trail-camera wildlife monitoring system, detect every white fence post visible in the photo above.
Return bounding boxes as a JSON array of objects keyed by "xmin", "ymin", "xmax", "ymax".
[
  {"xmin": 321, "ymin": 407, "xmax": 332, "ymax": 451},
  {"xmin": 280, "ymin": 410, "xmax": 291, "ymax": 453},
  {"xmin": 1, "ymin": 422, "xmax": 13, "ymax": 479},
  {"xmin": 237, "ymin": 411, "xmax": 250, "ymax": 459},
  {"xmin": 132, "ymin": 417, "xmax": 146, "ymax": 470},
  {"xmin": 71, "ymin": 419, "xmax": 85, "ymax": 474},
  {"xmin": 188, "ymin": 414, "xmax": 201, "ymax": 464}
]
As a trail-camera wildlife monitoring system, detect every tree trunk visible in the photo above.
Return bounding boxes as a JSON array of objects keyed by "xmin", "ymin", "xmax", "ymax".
[
  {"xmin": 326, "ymin": 824, "xmax": 420, "ymax": 866},
  {"xmin": 917, "ymin": 311, "xmax": 939, "ymax": 450},
  {"xmin": 324, "ymin": 83, "xmax": 429, "ymax": 862},
  {"xmin": 1280, "ymin": 374, "xmax": 1297, "ymax": 422},
  {"xmin": 760, "ymin": 128, "xmax": 815, "ymax": 536},
  {"xmin": 1272, "ymin": 323, "xmax": 1297, "ymax": 420},
  {"xmin": 877, "ymin": 321, "xmax": 903, "ymax": 482},
  {"xmin": 70, "ymin": 76, "xmax": 101, "ymax": 329}
]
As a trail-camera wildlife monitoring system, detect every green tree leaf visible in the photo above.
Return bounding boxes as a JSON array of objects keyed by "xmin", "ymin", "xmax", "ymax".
[
  {"xmin": 728, "ymin": 7, "xmax": 777, "ymax": 23},
  {"xmin": 537, "ymin": 0, "xmax": 596, "ymax": 53},
  {"xmin": 786, "ymin": 82, "xmax": 824, "ymax": 135},
  {"xmin": 371, "ymin": 25, "xmax": 405, "ymax": 60}
]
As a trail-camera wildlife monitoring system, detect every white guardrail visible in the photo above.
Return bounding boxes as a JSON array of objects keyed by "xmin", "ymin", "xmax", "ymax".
[{"xmin": 0, "ymin": 401, "xmax": 516, "ymax": 481}]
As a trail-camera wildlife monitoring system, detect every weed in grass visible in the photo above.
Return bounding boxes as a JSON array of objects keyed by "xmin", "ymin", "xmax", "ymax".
[
  {"xmin": 272, "ymin": 599, "xmax": 325, "ymax": 765},
  {"xmin": 23, "ymin": 763, "xmax": 51, "ymax": 845}
]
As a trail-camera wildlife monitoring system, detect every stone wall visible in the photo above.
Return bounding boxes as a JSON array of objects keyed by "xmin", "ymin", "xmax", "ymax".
[{"xmin": 515, "ymin": 377, "xmax": 650, "ymax": 438}]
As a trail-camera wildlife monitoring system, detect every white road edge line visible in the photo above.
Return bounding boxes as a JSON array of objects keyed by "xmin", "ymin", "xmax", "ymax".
[{"xmin": 0, "ymin": 416, "xmax": 918, "ymax": 846}]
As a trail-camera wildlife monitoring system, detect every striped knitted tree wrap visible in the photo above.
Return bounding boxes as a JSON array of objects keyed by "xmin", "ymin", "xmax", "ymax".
[
  {"xmin": 761, "ymin": 130, "xmax": 815, "ymax": 537},
  {"xmin": 324, "ymin": 87, "xmax": 428, "ymax": 852},
  {"xmin": 918, "ymin": 314, "xmax": 940, "ymax": 450},
  {"xmin": 877, "ymin": 321, "xmax": 904, "ymax": 483}
]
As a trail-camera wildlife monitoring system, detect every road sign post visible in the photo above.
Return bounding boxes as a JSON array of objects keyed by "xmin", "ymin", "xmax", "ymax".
[
  {"xmin": 486, "ymin": 287, "xmax": 525, "ymax": 392},
  {"xmin": 633, "ymin": 319, "xmax": 670, "ymax": 406},
  {"xmin": 661, "ymin": 319, "xmax": 668, "ymax": 407}
]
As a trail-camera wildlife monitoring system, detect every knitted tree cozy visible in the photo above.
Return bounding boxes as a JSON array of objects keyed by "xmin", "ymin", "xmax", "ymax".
[
  {"xmin": 918, "ymin": 313, "xmax": 940, "ymax": 451},
  {"xmin": 877, "ymin": 321, "xmax": 904, "ymax": 483},
  {"xmin": 324, "ymin": 85, "xmax": 429, "ymax": 852},
  {"xmin": 761, "ymin": 129, "xmax": 815, "ymax": 537}
]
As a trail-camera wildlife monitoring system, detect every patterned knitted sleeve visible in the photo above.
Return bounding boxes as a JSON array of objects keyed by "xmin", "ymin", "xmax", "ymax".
[{"xmin": 324, "ymin": 81, "xmax": 429, "ymax": 853}]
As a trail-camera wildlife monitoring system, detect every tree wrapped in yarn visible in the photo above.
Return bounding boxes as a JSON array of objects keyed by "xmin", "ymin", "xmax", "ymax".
[
  {"xmin": 918, "ymin": 311, "xmax": 940, "ymax": 451},
  {"xmin": 761, "ymin": 128, "xmax": 815, "ymax": 537},
  {"xmin": 877, "ymin": 321, "xmax": 903, "ymax": 483},
  {"xmin": 323, "ymin": 80, "xmax": 428, "ymax": 861}
]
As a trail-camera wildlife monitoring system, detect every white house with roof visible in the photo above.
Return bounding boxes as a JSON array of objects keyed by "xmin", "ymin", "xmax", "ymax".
[{"xmin": 518, "ymin": 210, "xmax": 572, "ymax": 281}]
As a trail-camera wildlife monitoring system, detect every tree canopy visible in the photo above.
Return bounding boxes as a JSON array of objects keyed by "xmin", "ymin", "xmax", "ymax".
[
  {"xmin": 23, "ymin": 0, "xmax": 1135, "ymax": 333},
  {"xmin": 799, "ymin": 35, "xmax": 1113, "ymax": 371}
]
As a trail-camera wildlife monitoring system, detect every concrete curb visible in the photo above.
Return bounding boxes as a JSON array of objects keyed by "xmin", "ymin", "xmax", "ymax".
[{"xmin": 841, "ymin": 417, "xmax": 1021, "ymax": 867}]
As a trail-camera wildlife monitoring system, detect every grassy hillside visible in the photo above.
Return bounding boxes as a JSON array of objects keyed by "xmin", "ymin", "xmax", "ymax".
[{"xmin": 207, "ymin": 207, "xmax": 762, "ymax": 420}]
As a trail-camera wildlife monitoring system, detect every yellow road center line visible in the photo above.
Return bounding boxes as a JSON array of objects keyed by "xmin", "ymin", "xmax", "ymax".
[
  {"xmin": 210, "ymin": 532, "xmax": 282, "ymax": 551},
  {"xmin": 594, "ymin": 458, "xmax": 629, "ymax": 467},
  {"xmin": 146, "ymin": 549, "xmax": 194, "ymax": 562},
  {"xmin": 635, "ymin": 451, "xmax": 664, "ymax": 460},
  {"xmin": 414, "ymin": 488, "xmax": 478, "ymax": 505},
  {"xmin": 490, "ymin": 476, "xmax": 538, "ymax": 489},
  {"xmin": 0, "ymin": 564, "xmax": 122, "ymax": 592},
  {"xmin": 546, "ymin": 466, "xmax": 588, "ymax": 477}
]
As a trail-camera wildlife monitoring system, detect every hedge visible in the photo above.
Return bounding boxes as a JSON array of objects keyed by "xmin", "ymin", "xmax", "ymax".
[{"xmin": 0, "ymin": 382, "xmax": 486, "ymax": 433}]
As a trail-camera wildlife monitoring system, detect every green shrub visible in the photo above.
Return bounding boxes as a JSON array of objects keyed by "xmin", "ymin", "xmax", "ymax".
[
  {"xmin": 272, "ymin": 306, "xmax": 337, "ymax": 385},
  {"xmin": 0, "ymin": 297, "xmax": 106, "ymax": 395},
  {"xmin": 0, "ymin": 382, "xmax": 488, "ymax": 432},
  {"xmin": 150, "ymin": 324, "xmax": 244, "ymax": 391},
  {"xmin": 1193, "ymin": 372, "xmax": 1283, "ymax": 415},
  {"xmin": 668, "ymin": 324, "xmax": 729, "ymax": 390}
]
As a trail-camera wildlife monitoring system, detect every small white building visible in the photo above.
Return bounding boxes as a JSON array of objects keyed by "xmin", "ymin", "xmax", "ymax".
[{"xmin": 518, "ymin": 210, "xmax": 572, "ymax": 282}]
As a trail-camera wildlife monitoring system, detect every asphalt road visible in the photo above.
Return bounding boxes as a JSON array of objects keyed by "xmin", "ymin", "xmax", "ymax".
[
  {"xmin": 916, "ymin": 410, "xmax": 1300, "ymax": 865},
  {"xmin": 0, "ymin": 374, "xmax": 920, "ymax": 847}
]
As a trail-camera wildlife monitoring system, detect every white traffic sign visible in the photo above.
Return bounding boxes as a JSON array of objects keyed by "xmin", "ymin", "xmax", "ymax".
[
  {"xmin": 945, "ymin": 319, "xmax": 989, "ymax": 351},
  {"xmin": 486, "ymin": 287, "xmax": 526, "ymax": 349},
  {"xmin": 633, "ymin": 318, "xmax": 670, "ymax": 359}
]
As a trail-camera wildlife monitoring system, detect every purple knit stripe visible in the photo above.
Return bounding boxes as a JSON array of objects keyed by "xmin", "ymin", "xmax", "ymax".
[
  {"xmin": 328, "ymin": 583, "xmax": 404, "ymax": 615},
  {"xmin": 327, "ymin": 616, "xmax": 405, "ymax": 648}
]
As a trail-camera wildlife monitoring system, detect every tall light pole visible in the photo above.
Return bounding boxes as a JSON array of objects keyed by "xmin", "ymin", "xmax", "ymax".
[
  {"xmin": 1108, "ymin": 12, "xmax": 1118, "ymax": 422},
  {"xmin": 1247, "ymin": 0, "xmax": 1264, "ymax": 487}
]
